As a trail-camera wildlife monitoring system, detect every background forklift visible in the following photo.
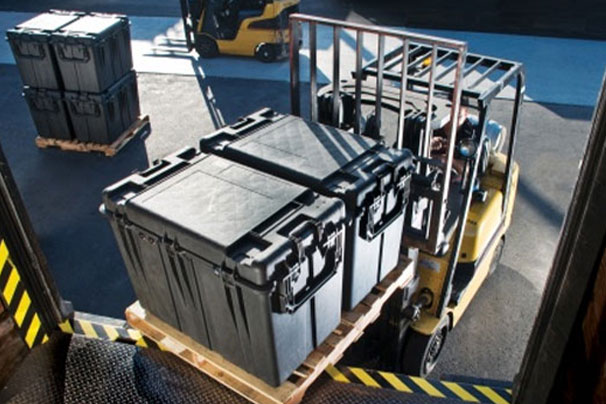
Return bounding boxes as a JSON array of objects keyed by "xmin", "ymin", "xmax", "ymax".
[
  {"xmin": 289, "ymin": 15, "xmax": 525, "ymax": 376},
  {"xmin": 179, "ymin": 0, "xmax": 300, "ymax": 61}
]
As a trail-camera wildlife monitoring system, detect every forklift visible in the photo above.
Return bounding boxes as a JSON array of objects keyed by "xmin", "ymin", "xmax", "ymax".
[
  {"xmin": 179, "ymin": 0, "xmax": 300, "ymax": 61},
  {"xmin": 290, "ymin": 15, "xmax": 525, "ymax": 376}
]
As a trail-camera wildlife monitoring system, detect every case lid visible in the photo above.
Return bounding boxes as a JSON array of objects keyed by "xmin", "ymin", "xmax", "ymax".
[
  {"xmin": 228, "ymin": 115, "xmax": 377, "ymax": 182},
  {"xmin": 13, "ymin": 12, "xmax": 80, "ymax": 33},
  {"xmin": 126, "ymin": 155, "xmax": 306, "ymax": 252},
  {"xmin": 55, "ymin": 14, "xmax": 126, "ymax": 39}
]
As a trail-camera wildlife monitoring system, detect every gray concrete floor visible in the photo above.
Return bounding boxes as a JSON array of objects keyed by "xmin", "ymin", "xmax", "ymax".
[{"xmin": 0, "ymin": 63, "xmax": 593, "ymax": 381}]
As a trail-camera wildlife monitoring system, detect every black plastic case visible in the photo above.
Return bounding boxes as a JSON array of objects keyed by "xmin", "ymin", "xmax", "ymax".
[
  {"xmin": 65, "ymin": 71, "xmax": 140, "ymax": 144},
  {"xmin": 23, "ymin": 87, "xmax": 72, "ymax": 140},
  {"xmin": 102, "ymin": 148, "xmax": 346, "ymax": 386},
  {"xmin": 200, "ymin": 108, "xmax": 414, "ymax": 310},
  {"xmin": 51, "ymin": 13, "xmax": 133, "ymax": 92},
  {"xmin": 6, "ymin": 11, "xmax": 82, "ymax": 89}
]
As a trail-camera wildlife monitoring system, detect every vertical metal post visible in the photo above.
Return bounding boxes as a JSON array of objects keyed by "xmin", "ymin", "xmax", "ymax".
[
  {"xmin": 289, "ymin": 19, "xmax": 301, "ymax": 116},
  {"xmin": 309, "ymin": 22, "xmax": 318, "ymax": 122},
  {"xmin": 503, "ymin": 71, "xmax": 525, "ymax": 213},
  {"xmin": 396, "ymin": 39, "xmax": 410, "ymax": 150},
  {"xmin": 354, "ymin": 31, "xmax": 364, "ymax": 134},
  {"xmin": 422, "ymin": 45, "xmax": 438, "ymax": 162},
  {"xmin": 331, "ymin": 26, "xmax": 341, "ymax": 127},
  {"xmin": 437, "ymin": 102, "xmax": 488, "ymax": 317},
  {"xmin": 374, "ymin": 34, "xmax": 385, "ymax": 134},
  {"xmin": 428, "ymin": 46, "xmax": 466, "ymax": 252}
]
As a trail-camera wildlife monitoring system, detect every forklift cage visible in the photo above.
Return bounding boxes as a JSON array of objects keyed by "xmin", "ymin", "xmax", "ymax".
[{"xmin": 288, "ymin": 14, "xmax": 469, "ymax": 256}]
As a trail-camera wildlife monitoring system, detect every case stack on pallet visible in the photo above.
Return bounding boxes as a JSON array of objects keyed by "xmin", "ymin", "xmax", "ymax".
[
  {"xmin": 102, "ymin": 109, "xmax": 415, "ymax": 393},
  {"xmin": 6, "ymin": 10, "xmax": 144, "ymax": 154}
]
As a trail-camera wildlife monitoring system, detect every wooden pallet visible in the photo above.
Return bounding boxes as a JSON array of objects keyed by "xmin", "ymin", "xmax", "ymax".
[
  {"xmin": 35, "ymin": 115, "xmax": 150, "ymax": 157},
  {"xmin": 125, "ymin": 256, "xmax": 414, "ymax": 404}
]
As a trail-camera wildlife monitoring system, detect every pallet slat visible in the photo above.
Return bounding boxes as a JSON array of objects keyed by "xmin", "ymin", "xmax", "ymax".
[
  {"xmin": 125, "ymin": 256, "xmax": 414, "ymax": 404},
  {"xmin": 35, "ymin": 115, "xmax": 150, "ymax": 157}
]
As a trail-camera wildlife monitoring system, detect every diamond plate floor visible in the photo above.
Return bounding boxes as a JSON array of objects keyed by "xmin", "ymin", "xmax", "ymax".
[{"xmin": 1, "ymin": 333, "xmax": 466, "ymax": 404}]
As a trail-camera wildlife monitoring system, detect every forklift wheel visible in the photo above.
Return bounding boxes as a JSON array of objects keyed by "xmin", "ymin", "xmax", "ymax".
[
  {"xmin": 489, "ymin": 237, "xmax": 505, "ymax": 276},
  {"xmin": 255, "ymin": 43, "xmax": 277, "ymax": 63},
  {"xmin": 195, "ymin": 35, "xmax": 219, "ymax": 58},
  {"xmin": 401, "ymin": 316, "xmax": 449, "ymax": 377}
]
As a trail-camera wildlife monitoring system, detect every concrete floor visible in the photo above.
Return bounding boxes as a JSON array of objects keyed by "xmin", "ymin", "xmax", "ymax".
[
  {"xmin": 0, "ymin": 64, "xmax": 593, "ymax": 381},
  {"xmin": 0, "ymin": 0, "xmax": 598, "ymax": 385}
]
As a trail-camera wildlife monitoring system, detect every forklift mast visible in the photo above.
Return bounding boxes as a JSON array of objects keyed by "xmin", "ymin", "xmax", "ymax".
[
  {"xmin": 288, "ymin": 14, "xmax": 525, "ymax": 317},
  {"xmin": 289, "ymin": 14, "xmax": 468, "ymax": 257}
]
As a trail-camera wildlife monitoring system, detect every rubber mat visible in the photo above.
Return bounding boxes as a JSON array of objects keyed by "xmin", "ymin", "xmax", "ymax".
[
  {"xmin": 2, "ymin": 333, "xmax": 465, "ymax": 403},
  {"xmin": 63, "ymin": 335, "xmax": 146, "ymax": 403},
  {"xmin": 0, "ymin": 331, "xmax": 70, "ymax": 404}
]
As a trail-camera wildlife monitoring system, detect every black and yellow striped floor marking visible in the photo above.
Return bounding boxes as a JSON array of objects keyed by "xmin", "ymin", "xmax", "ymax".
[
  {"xmin": 58, "ymin": 313, "xmax": 162, "ymax": 350},
  {"xmin": 0, "ymin": 240, "xmax": 49, "ymax": 348},
  {"xmin": 326, "ymin": 365, "xmax": 513, "ymax": 404}
]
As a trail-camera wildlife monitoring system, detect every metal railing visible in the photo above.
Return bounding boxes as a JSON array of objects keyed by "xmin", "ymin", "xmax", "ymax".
[{"xmin": 289, "ymin": 14, "xmax": 469, "ymax": 254}]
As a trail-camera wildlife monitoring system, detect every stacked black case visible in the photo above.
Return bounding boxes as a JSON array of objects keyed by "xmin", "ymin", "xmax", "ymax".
[
  {"xmin": 7, "ymin": 11, "xmax": 139, "ymax": 144},
  {"xmin": 51, "ymin": 13, "xmax": 133, "ymax": 93},
  {"xmin": 102, "ymin": 147, "xmax": 347, "ymax": 386},
  {"xmin": 65, "ymin": 71, "xmax": 140, "ymax": 144},
  {"xmin": 200, "ymin": 108, "xmax": 414, "ymax": 309},
  {"xmin": 7, "ymin": 11, "xmax": 81, "ymax": 89}
]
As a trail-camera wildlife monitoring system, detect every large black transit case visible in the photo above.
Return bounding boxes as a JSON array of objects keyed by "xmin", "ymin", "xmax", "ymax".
[
  {"xmin": 65, "ymin": 71, "xmax": 140, "ymax": 144},
  {"xmin": 102, "ymin": 147, "xmax": 346, "ymax": 386},
  {"xmin": 200, "ymin": 108, "xmax": 414, "ymax": 310},
  {"xmin": 23, "ymin": 87, "xmax": 72, "ymax": 140},
  {"xmin": 6, "ymin": 11, "xmax": 81, "ymax": 89},
  {"xmin": 51, "ymin": 13, "xmax": 132, "ymax": 92}
]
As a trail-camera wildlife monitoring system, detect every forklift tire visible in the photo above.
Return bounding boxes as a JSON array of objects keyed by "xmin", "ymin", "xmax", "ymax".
[
  {"xmin": 489, "ymin": 237, "xmax": 505, "ymax": 276},
  {"xmin": 195, "ymin": 35, "xmax": 219, "ymax": 58},
  {"xmin": 401, "ymin": 316, "xmax": 449, "ymax": 377},
  {"xmin": 255, "ymin": 43, "xmax": 277, "ymax": 63}
]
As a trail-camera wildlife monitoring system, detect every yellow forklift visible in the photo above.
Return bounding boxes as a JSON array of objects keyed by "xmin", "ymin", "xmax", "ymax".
[
  {"xmin": 179, "ymin": 0, "xmax": 300, "ymax": 61},
  {"xmin": 289, "ymin": 15, "xmax": 525, "ymax": 376}
]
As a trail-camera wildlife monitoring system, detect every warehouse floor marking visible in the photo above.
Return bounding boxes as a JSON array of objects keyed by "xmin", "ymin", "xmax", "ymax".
[
  {"xmin": 0, "ymin": 239, "xmax": 49, "ymax": 348},
  {"xmin": 0, "ymin": 11, "xmax": 605, "ymax": 106},
  {"xmin": 334, "ymin": 366, "xmax": 513, "ymax": 404}
]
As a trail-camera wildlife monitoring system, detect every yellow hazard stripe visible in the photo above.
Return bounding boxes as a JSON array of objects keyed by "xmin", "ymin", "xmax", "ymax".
[
  {"xmin": 349, "ymin": 367, "xmax": 381, "ymax": 388},
  {"xmin": 325, "ymin": 365, "xmax": 350, "ymax": 383},
  {"xmin": 0, "ymin": 240, "xmax": 50, "ymax": 349},
  {"xmin": 14, "ymin": 291, "xmax": 31, "ymax": 326},
  {"xmin": 127, "ymin": 328, "xmax": 148, "ymax": 347},
  {"xmin": 378, "ymin": 371, "xmax": 413, "ymax": 393},
  {"xmin": 0, "ymin": 241, "xmax": 9, "ymax": 271},
  {"xmin": 59, "ymin": 319, "xmax": 74, "ymax": 334},
  {"xmin": 443, "ymin": 381, "xmax": 480, "ymax": 402},
  {"xmin": 79, "ymin": 320, "xmax": 99, "ymax": 339},
  {"xmin": 24, "ymin": 314, "xmax": 41, "ymax": 347},
  {"xmin": 59, "ymin": 317, "xmax": 154, "ymax": 350},
  {"xmin": 330, "ymin": 366, "xmax": 512, "ymax": 403},
  {"xmin": 3, "ymin": 266, "xmax": 20, "ymax": 304},
  {"xmin": 410, "ymin": 376, "xmax": 446, "ymax": 398},
  {"xmin": 103, "ymin": 324, "xmax": 120, "ymax": 341},
  {"xmin": 475, "ymin": 385, "xmax": 509, "ymax": 404}
]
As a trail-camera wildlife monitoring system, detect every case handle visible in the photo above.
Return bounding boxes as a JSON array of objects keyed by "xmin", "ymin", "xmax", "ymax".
[
  {"xmin": 274, "ymin": 222, "xmax": 343, "ymax": 314},
  {"xmin": 69, "ymin": 100, "xmax": 101, "ymax": 117},
  {"xmin": 14, "ymin": 41, "xmax": 46, "ymax": 60},
  {"xmin": 361, "ymin": 169, "xmax": 411, "ymax": 241},
  {"xmin": 56, "ymin": 43, "xmax": 90, "ymax": 63}
]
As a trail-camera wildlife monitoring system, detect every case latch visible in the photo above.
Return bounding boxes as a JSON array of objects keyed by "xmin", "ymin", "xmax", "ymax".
[{"xmin": 217, "ymin": 264, "xmax": 237, "ymax": 288}]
